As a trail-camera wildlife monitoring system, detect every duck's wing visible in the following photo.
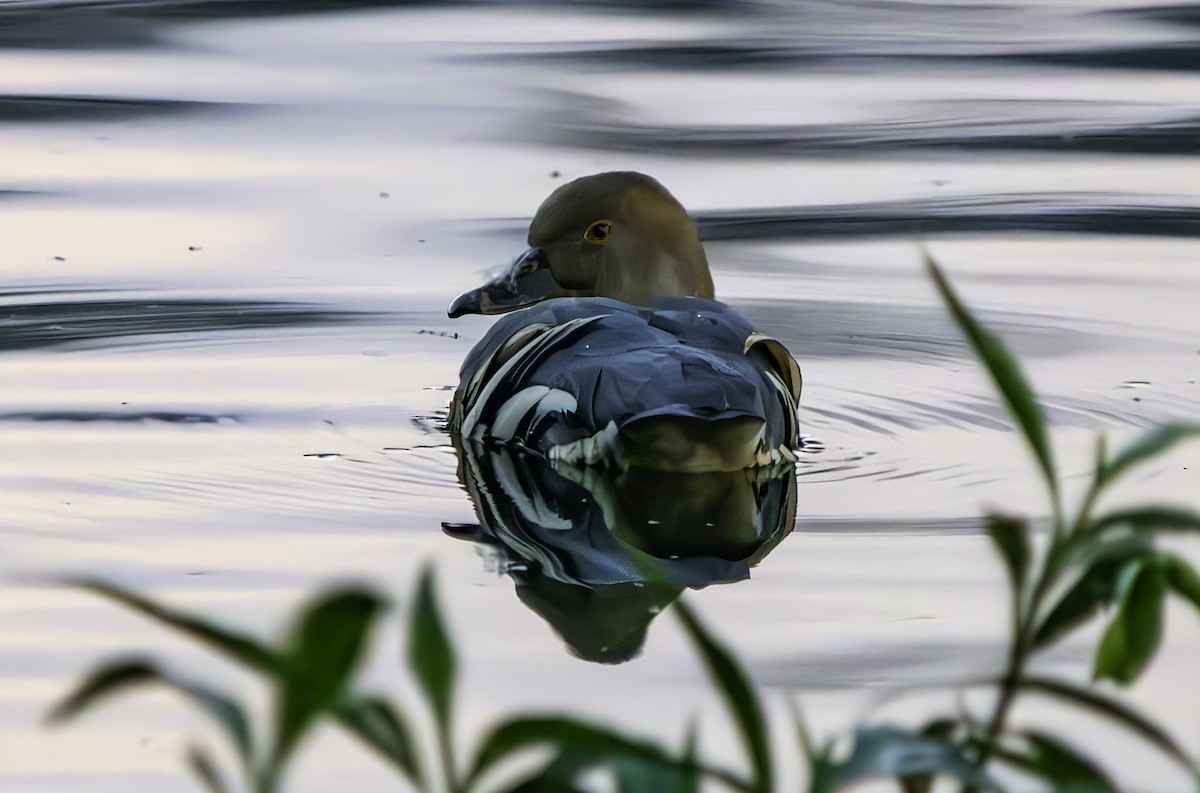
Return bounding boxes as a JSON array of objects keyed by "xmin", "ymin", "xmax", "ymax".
[{"xmin": 452, "ymin": 298, "xmax": 801, "ymax": 472}]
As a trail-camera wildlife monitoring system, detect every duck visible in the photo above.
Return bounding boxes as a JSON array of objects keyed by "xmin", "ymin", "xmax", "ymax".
[{"xmin": 447, "ymin": 171, "xmax": 801, "ymax": 473}]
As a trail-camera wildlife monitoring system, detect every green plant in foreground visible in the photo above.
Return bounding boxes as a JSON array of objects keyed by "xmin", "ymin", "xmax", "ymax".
[
  {"xmin": 48, "ymin": 569, "xmax": 720, "ymax": 793},
  {"xmin": 48, "ymin": 260, "xmax": 1200, "ymax": 792},
  {"xmin": 48, "ymin": 584, "xmax": 386, "ymax": 793},
  {"xmin": 49, "ymin": 567, "xmax": 993, "ymax": 793},
  {"xmin": 922, "ymin": 255, "xmax": 1200, "ymax": 791}
]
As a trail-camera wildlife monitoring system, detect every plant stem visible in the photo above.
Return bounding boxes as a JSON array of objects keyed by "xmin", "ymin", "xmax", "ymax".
[
  {"xmin": 257, "ymin": 763, "xmax": 279, "ymax": 793},
  {"xmin": 438, "ymin": 716, "xmax": 457, "ymax": 793},
  {"xmin": 970, "ymin": 534, "xmax": 1064, "ymax": 781}
]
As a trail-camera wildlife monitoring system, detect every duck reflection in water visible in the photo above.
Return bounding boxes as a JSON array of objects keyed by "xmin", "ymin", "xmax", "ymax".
[{"xmin": 445, "ymin": 442, "xmax": 796, "ymax": 664}]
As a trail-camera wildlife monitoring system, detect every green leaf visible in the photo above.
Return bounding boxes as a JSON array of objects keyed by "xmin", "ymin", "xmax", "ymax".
[
  {"xmin": 1164, "ymin": 553, "xmax": 1200, "ymax": 612},
  {"xmin": 1091, "ymin": 434, "xmax": 1107, "ymax": 488},
  {"xmin": 407, "ymin": 566, "xmax": 456, "ymax": 728},
  {"xmin": 810, "ymin": 726, "xmax": 999, "ymax": 793},
  {"xmin": 186, "ymin": 745, "xmax": 234, "ymax": 793},
  {"xmin": 613, "ymin": 752, "xmax": 696, "ymax": 793},
  {"xmin": 1033, "ymin": 540, "xmax": 1152, "ymax": 649},
  {"xmin": 1022, "ymin": 731, "xmax": 1118, "ymax": 793},
  {"xmin": 926, "ymin": 254, "xmax": 1057, "ymax": 500},
  {"xmin": 1096, "ymin": 424, "xmax": 1200, "ymax": 492},
  {"xmin": 672, "ymin": 722, "xmax": 701, "ymax": 793},
  {"xmin": 1022, "ymin": 676, "xmax": 1196, "ymax": 771},
  {"xmin": 498, "ymin": 767, "xmax": 591, "ymax": 793},
  {"xmin": 787, "ymin": 695, "xmax": 815, "ymax": 765},
  {"xmin": 47, "ymin": 658, "xmax": 159, "ymax": 725},
  {"xmin": 332, "ymin": 694, "xmax": 422, "ymax": 785},
  {"xmin": 272, "ymin": 588, "xmax": 385, "ymax": 770},
  {"xmin": 984, "ymin": 513, "xmax": 1032, "ymax": 623},
  {"xmin": 466, "ymin": 717, "xmax": 715, "ymax": 791},
  {"xmin": 986, "ymin": 513, "xmax": 1031, "ymax": 595},
  {"xmin": 1091, "ymin": 505, "xmax": 1200, "ymax": 537},
  {"xmin": 675, "ymin": 601, "xmax": 771, "ymax": 793},
  {"xmin": 48, "ymin": 657, "xmax": 254, "ymax": 764},
  {"xmin": 1093, "ymin": 559, "xmax": 1168, "ymax": 684},
  {"xmin": 72, "ymin": 579, "xmax": 278, "ymax": 672}
]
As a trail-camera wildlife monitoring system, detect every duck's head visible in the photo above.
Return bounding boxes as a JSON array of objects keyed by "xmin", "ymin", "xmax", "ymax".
[{"xmin": 448, "ymin": 172, "xmax": 713, "ymax": 317}]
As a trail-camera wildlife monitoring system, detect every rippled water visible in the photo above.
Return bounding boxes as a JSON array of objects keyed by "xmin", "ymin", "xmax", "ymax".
[{"xmin": 2, "ymin": 1, "xmax": 1199, "ymax": 790}]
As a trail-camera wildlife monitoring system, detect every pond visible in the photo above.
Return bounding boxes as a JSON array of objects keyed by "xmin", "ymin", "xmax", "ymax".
[{"xmin": 1, "ymin": 1, "xmax": 1198, "ymax": 790}]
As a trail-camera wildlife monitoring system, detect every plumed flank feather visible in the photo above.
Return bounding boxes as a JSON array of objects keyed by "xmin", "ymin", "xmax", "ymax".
[{"xmin": 448, "ymin": 172, "xmax": 801, "ymax": 472}]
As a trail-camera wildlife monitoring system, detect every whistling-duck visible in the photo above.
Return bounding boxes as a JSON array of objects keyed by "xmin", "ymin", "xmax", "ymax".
[{"xmin": 447, "ymin": 172, "xmax": 801, "ymax": 472}]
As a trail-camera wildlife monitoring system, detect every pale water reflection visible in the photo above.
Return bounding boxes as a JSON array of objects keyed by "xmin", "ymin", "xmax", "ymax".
[{"xmin": 1, "ymin": 1, "xmax": 1199, "ymax": 791}]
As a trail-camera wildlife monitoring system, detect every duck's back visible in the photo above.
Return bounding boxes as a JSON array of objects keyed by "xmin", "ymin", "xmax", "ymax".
[{"xmin": 451, "ymin": 297, "xmax": 800, "ymax": 472}]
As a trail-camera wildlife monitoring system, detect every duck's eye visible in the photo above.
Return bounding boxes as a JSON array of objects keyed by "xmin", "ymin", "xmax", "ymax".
[
  {"xmin": 583, "ymin": 221, "xmax": 612, "ymax": 243},
  {"xmin": 516, "ymin": 258, "xmax": 539, "ymax": 276}
]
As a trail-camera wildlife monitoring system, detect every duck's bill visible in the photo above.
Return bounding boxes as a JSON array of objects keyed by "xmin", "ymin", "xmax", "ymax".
[{"xmin": 448, "ymin": 248, "xmax": 560, "ymax": 318}]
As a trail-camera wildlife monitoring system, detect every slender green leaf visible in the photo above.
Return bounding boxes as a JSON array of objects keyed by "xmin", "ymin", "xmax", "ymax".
[
  {"xmin": 986, "ymin": 513, "xmax": 1031, "ymax": 596},
  {"xmin": 992, "ymin": 745, "xmax": 1109, "ymax": 793},
  {"xmin": 811, "ymin": 726, "xmax": 999, "ymax": 793},
  {"xmin": 1033, "ymin": 541, "xmax": 1153, "ymax": 649},
  {"xmin": 614, "ymin": 752, "xmax": 696, "ymax": 793},
  {"xmin": 71, "ymin": 579, "xmax": 278, "ymax": 672},
  {"xmin": 672, "ymin": 722, "xmax": 701, "ymax": 793},
  {"xmin": 1164, "ymin": 553, "xmax": 1200, "ymax": 612},
  {"xmin": 1093, "ymin": 559, "xmax": 1167, "ymax": 683},
  {"xmin": 926, "ymin": 254, "xmax": 1056, "ymax": 499},
  {"xmin": 984, "ymin": 511, "xmax": 1032, "ymax": 628},
  {"xmin": 332, "ymin": 694, "xmax": 422, "ymax": 785},
  {"xmin": 186, "ymin": 745, "xmax": 234, "ymax": 793},
  {"xmin": 1022, "ymin": 676, "xmax": 1196, "ymax": 771},
  {"xmin": 465, "ymin": 717, "xmax": 720, "ymax": 791},
  {"xmin": 675, "ymin": 601, "xmax": 771, "ymax": 793},
  {"xmin": 505, "ymin": 740, "xmax": 700, "ymax": 793},
  {"xmin": 47, "ymin": 658, "xmax": 159, "ymax": 725},
  {"xmin": 272, "ymin": 588, "xmax": 385, "ymax": 769},
  {"xmin": 501, "ymin": 745, "xmax": 617, "ymax": 793},
  {"xmin": 1091, "ymin": 435, "xmax": 1107, "ymax": 488},
  {"xmin": 1096, "ymin": 424, "xmax": 1200, "ymax": 491},
  {"xmin": 1091, "ymin": 505, "xmax": 1200, "ymax": 537},
  {"xmin": 48, "ymin": 657, "xmax": 254, "ymax": 764},
  {"xmin": 787, "ymin": 695, "xmax": 815, "ymax": 766},
  {"xmin": 407, "ymin": 566, "xmax": 456, "ymax": 727},
  {"xmin": 1058, "ymin": 530, "xmax": 1154, "ymax": 571},
  {"xmin": 1022, "ymin": 731, "xmax": 1118, "ymax": 793},
  {"xmin": 498, "ymin": 768, "xmax": 590, "ymax": 793}
]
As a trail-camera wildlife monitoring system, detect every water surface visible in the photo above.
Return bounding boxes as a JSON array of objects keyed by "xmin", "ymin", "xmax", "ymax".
[{"xmin": 1, "ymin": 1, "xmax": 1199, "ymax": 790}]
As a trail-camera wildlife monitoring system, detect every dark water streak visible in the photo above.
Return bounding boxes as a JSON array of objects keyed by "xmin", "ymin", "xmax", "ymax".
[
  {"xmin": 540, "ymin": 112, "xmax": 1200, "ymax": 158},
  {"xmin": 0, "ymin": 410, "xmax": 238, "ymax": 423},
  {"xmin": 512, "ymin": 41, "xmax": 1200, "ymax": 74},
  {"xmin": 0, "ymin": 296, "xmax": 374, "ymax": 352},
  {"xmin": 0, "ymin": 95, "xmax": 236, "ymax": 122},
  {"xmin": 698, "ymin": 197, "xmax": 1200, "ymax": 240}
]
